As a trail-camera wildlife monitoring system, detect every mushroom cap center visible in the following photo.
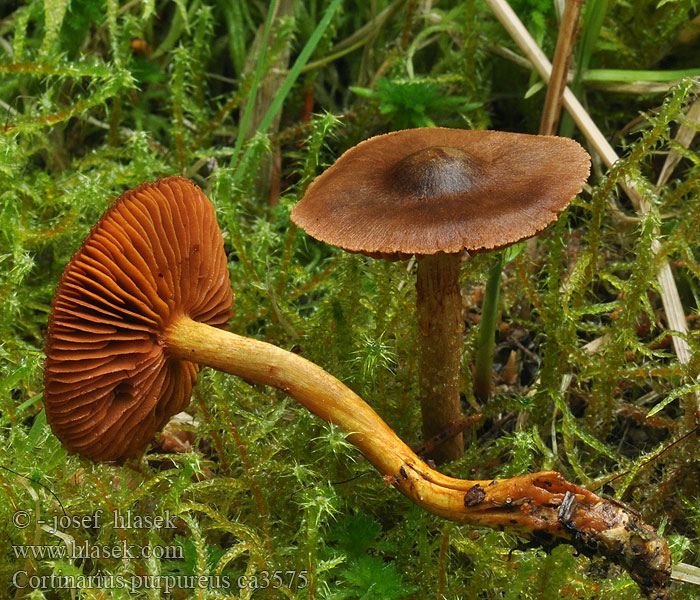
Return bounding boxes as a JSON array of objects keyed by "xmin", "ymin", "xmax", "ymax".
[{"xmin": 388, "ymin": 146, "xmax": 485, "ymax": 200}]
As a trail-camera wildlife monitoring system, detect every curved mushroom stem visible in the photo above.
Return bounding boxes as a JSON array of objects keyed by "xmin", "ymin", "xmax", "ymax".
[
  {"xmin": 416, "ymin": 252, "xmax": 465, "ymax": 462},
  {"xmin": 164, "ymin": 314, "xmax": 671, "ymax": 600}
]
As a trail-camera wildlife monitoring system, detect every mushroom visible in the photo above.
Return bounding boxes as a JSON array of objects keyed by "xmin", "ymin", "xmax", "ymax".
[
  {"xmin": 290, "ymin": 127, "xmax": 591, "ymax": 461},
  {"xmin": 44, "ymin": 176, "xmax": 233, "ymax": 461},
  {"xmin": 43, "ymin": 176, "xmax": 669, "ymax": 599}
]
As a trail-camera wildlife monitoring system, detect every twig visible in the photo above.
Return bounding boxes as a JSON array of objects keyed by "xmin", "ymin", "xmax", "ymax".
[{"xmin": 540, "ymin": 0, "xmax": 584, "ymax": 135}]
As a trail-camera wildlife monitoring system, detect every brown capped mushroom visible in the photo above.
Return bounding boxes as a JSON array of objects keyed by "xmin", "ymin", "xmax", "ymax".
[
  {"xmin": 43, "ymin": 176, "xmax": 669, "ymax": 599},
  {"xmin": 291, "ymin": 127, "xmax": 591, "ymax": 462}
]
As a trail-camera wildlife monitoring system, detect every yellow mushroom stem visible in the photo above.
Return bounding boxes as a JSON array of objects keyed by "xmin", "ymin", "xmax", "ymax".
[{"xmin": 164, "ymin": 314, "xmax": 671, "ymax": 600}]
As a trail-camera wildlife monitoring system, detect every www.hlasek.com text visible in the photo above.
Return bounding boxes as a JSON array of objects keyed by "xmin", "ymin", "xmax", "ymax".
[{"xmin": 13, "ymin": 539, "xmax": 183, "ymax": 560}]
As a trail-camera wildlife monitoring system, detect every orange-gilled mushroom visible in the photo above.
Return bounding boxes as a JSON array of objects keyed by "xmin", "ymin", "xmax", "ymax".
[
  {"xmin": 44, "ymin": 177, "xmax": 233, "ymax": 461},
  {"xmin": 291, "ymin": 127, "xmax": 591, "ymax": 462},
  {"xmin": 44, "ymin": 177, "xmax": 669, "ymax": 599}
]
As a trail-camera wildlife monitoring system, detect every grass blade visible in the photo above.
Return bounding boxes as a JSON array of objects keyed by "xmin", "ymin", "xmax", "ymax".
[{"xmin": 232, "ymin": 0, "xmax": 343, "ymax": 184}]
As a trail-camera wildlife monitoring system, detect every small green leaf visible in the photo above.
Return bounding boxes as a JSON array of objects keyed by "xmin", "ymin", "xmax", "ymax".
[
  {"xmin": 503, "ymin": 242, "xmax": 525, "ymax": 263},
  {"xmin": 524, "ymin": 80, "xmax": 545, "ymax": 99}
]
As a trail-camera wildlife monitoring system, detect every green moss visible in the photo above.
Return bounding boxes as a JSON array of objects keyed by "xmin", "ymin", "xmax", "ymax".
[{"xmin": 1, "ymin": 1, "xmax": 699, "ymax": 598}]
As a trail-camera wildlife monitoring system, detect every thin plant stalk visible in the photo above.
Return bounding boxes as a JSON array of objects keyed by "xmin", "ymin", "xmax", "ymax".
[
  {"xmin": 559, "ymin": 0, "xmax": 608, "ymax": 138},
  {"xmin": 583, "ymin": 68, "xmax": 700, "ymax": 82},
  {"xmin": 540, "ymin": 0, "xmax": 584, "ymax": 135},
  {"xmin": 473, "ymin": 252, "xmax": 505, "ymax": 401}
]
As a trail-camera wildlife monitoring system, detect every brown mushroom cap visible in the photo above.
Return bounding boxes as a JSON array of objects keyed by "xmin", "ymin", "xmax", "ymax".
[
  {"xmin": 44, "ymin": 176, "xmax": 233, "ymax": 462},
  {"xmin": 291, "ymin": 127, "xmax": 591, "ymax": 255}
]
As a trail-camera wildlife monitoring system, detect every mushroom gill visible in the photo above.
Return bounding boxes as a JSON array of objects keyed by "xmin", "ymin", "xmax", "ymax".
[{"xmin": 44, "ymin": 176, "xmax": 232, "ymax": 462}]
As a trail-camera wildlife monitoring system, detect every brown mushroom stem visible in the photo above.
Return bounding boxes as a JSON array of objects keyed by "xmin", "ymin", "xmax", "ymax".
[
  {"xmin": 164, "ymin": 314, "xmax": 671, "ymax": 599},
  {"xmin": 416, "ymin": 252, "xmax": 465, "ymax": 462}
]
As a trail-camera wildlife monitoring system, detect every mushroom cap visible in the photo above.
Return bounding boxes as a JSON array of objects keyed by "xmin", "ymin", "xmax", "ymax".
[
  {"xmin": 43, "ymin": 176, "xmax": 233, "ymax": 462},
  {"xmin": 291, "ymin": 128, "xmax": 591, "ymax": 256}
]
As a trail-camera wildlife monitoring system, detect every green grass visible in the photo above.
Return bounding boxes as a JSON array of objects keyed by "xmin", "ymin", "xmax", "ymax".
[{"xmin": 1, "ymin": 0, "xmax": 699, "ymax": 598}]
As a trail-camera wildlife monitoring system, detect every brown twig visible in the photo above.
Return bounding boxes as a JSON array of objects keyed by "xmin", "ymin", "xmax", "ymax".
[{"xmin": 539, "ymin": 0, "xmax": 584, "ymax": 135}]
